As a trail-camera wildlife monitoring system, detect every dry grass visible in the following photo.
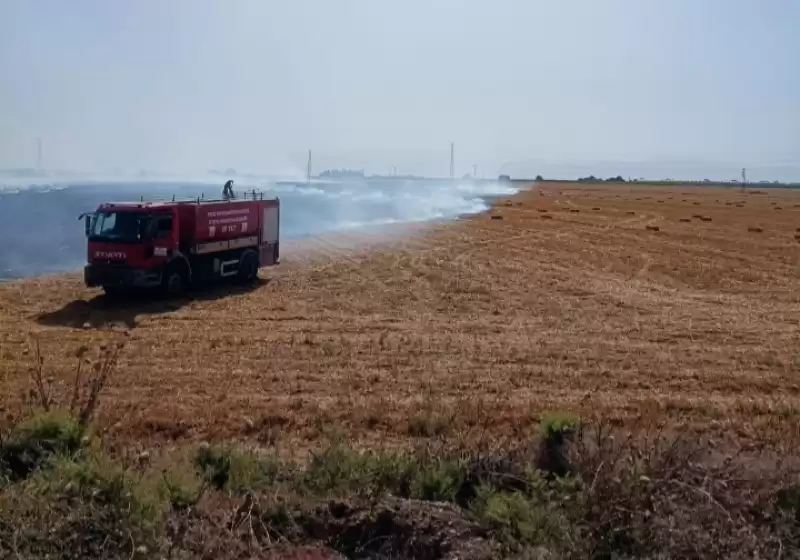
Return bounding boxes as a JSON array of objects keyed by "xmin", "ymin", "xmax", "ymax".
[{"xmin": 1, "ymin": 182, "xmax": 800, "ymax": 453}]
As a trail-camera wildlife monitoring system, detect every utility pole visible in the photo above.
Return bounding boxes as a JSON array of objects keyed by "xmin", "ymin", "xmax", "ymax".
[
  {"xmin": 741, "ymin": 167, "xmax": 747, "ymax": 192},
  {"xmin": 450, "ymin": 142, "xmax": 454, "ymax": 180},
  {"xmin": 307, "ymin": 150, "xmax": 312, "ymax": 184}
]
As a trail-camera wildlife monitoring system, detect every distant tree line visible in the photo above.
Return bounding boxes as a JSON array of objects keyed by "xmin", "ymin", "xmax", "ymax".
[
  {"xmin": 576, "ymin": 175, "xmax": 626, "ymax": 183},
  {"xmin": 318, "ymin": 168, "xmax": 365, "ymax": 179}
]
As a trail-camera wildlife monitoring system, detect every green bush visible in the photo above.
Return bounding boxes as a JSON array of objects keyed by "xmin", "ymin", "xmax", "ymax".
[
  {"xmin": 159, "ymin": 469, "xmax": 204, "ymax": 511},
  {"xmin": 538, "ymin": 411, "xmax": 578, "ymax": 442},
  {"xmin": 301, "ymin": 443, "xmax": 373, "ymax": 495},
  {"xmin": 469, "ymin": 484, "xmax": 578, "ymax": 554},
  {"xmin": 413, "ymin": 458, "xmax": 465, "ymax": 502},
  {"xmin": 193, "ymin": 443, "xmax": 280, "ymax": 493},
  {"xmin": 1, "ymin": 410, "xmax": 85, "ymax": 481},
  {"xmin": 0, "ymin": 456, "xmax": 164, "ymax": 559}
]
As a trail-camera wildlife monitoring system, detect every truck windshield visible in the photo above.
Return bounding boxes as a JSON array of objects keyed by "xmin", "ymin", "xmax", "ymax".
[{"xmin": 90, "ymin": 212, "xmax": 150, "ymax": 243}]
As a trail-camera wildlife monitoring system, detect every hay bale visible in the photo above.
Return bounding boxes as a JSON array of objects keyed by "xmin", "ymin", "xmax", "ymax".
[
  {"xmin": 490, "ymin": 215, "xmax": 503, "ymax": 220},
  {"xmin": 679, "ymin": 218, "xmax": 691, "ymax": 223},
  {"xmin": 645, "ymin": 225, "xmax": 660, "ymax": 232},
  {"xmin": 700, "ymin": 217, "xmax": 712, "ymax": 222},
  {"xmin": 592, "ymin": 207, "xmax": 600, "ymax": 211},
  {"xmin": 747, "ymin": 226, "xmax": 763, "ymax": 233},
  {"xmin": 626, "ymin": 211, "xmax": 636, "ymax": 215},
  {"xmin": 775, "ymin": 206, "xmax": 783, "ymax": 210},
  {"xmin": 693, "ymin": 202, "xmax": 701, "ymax": 206},
  {"xmin": 569, "ymin": 209, "xmax": 580, "ymax": 213},
  {"xmin": 536, "ymin": 209, "xmax": 548, "ymax": 213},
  {"xmin": 541, "ymin": 214, "xmax": 553, "ymax": 220},
  {"xmin": 691, "ymin": 214, "xmax": 704, "ymax": 219}
]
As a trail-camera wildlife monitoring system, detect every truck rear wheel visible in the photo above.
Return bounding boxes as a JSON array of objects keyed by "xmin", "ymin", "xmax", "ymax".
[{"xmin": 237, "ymin": 250, "xmax": 259, "ymax": 284}]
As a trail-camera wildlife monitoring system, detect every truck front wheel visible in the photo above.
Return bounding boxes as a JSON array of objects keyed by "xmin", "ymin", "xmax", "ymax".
[
  {"xmin": 102, "ymin": 285, "xmax": 125, "ymax": 299},
  {"xmin": 161, "ymin": 267, "xmax": 186, "ymax": 298}
]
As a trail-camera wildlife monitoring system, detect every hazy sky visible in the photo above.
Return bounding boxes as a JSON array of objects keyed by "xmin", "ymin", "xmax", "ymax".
[{"xmin": 1, "ymin": 0, "xmax": 798, "ymax": 179}]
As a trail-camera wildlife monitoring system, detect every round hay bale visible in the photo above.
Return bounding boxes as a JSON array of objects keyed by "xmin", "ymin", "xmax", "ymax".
[
  {"xmin": 541, "ymin": 214, "xmax": 553, "ymax": 220},
  {"xmin": 645, "ymin": 225, "xmax": 660, "ymax": 232},
  {"xmin": 679, "ymin": 218, "xmax": 691, "ymax": 223},
  {"xmin": 592, "ymin": 207, "xmax": 600, "ymax": 211},
  {"xmin": 536, "ymin": 209, "xmax": 548, "ymax": 213},
  {"xmin": 747, "ymin": 226, "xmax": 763, "ymax": 233},
  {"xmin": 626, "ymin": 211, "xmax": 636, "ymax": 215},
  {"xmin": 490, "ymin": 215, "xmax": 503, "ymax": 220}
]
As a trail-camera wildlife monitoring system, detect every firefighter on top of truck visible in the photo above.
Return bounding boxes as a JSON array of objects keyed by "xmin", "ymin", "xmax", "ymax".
[{"xmin": 223, "ymin": 180, "xmax": 235, "ymax": 200}]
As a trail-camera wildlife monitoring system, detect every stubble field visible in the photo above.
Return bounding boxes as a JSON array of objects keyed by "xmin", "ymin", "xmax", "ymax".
[{"xmin": 1, "ymin": 181, "xmax": 799, "ymax": 453}]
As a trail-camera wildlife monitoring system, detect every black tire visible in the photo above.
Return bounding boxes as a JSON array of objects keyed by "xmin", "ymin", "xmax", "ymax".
[
  {"xmin": 161, "ymin": 267, "xmax": 185, "ymax": 298},
  {"xmin": 237, "ymin": 250, "xmax": 259, "ymax": 283},
  {"xmin": 102, "ymin": 285, "xmax": 125, "ymax": 299}
]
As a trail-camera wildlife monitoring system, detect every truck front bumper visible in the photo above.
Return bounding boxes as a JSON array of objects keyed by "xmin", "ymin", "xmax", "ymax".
[{"xmin": 84, "ymin": 264, "xmax": 162, "ymax": 289}]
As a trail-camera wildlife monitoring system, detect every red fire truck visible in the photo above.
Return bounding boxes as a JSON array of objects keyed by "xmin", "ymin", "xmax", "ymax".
[{"xmin": 79, "ymin": 191, "xmax": 279, "ymax": 296}]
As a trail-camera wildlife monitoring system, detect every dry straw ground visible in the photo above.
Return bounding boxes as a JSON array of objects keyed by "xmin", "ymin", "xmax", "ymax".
[{"xmin": 1, "ymin": 182, "xmax": 799, "ymax": 452}]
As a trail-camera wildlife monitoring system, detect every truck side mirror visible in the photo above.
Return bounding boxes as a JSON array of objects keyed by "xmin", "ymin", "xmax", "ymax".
[{"xmin": 79, "ymin": 213, "xmax": 93, "ymax": 237}]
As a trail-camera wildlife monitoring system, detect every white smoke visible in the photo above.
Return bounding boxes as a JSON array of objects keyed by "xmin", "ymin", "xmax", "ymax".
[{"xmin": 0, "ymin": 173, "xmax": 524, "ymax": 280}]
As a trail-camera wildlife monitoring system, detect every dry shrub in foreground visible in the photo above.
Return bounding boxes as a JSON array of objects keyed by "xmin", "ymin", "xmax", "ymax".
[
  {"xmin": 4, "ymin": 397, "xmax": 800, "ymax": 559},
  {"xmin": 1, "ymin": 336, "xmax": 127, "ymax": 481}
]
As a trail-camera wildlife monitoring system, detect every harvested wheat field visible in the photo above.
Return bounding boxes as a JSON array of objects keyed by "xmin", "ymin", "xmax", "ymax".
[{"xmin": 1, "ymin": 181, "xmax": 800, "ymax": 452}]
